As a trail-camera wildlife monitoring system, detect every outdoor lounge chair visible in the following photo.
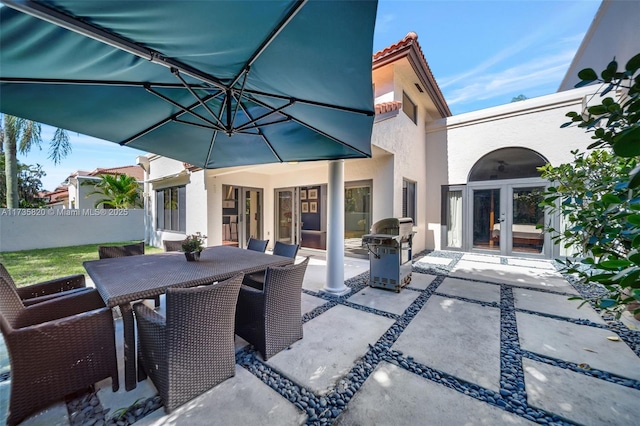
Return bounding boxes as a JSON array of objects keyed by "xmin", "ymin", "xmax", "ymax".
[
  {"xmin": 133, "ymin": 274, "xmax": 243, "ymax": 413},
  {"xmin": 0, "ymin": 262, "xmax": 91, "ymax": 306},
  {"xmin": 163, "ymin": 239, "xmax": 186, "ymax": 252},
  {"xmin": 0, "ymin": 276, "xmax": 119, "ymax": 426},
  {"xmin": 242, "ymin": 241, "xmax": 299, "ymax": 289},
  {"xmin": 98, "ymin": 242, "xmax": 160, "ymax": 307},
  {"xmin": 246, "ymin": 237, "xmax": 269, "ymax": 253},
  {"xmin": 235, "ymin": 257, "xmax": 309, "ymax": 360}
]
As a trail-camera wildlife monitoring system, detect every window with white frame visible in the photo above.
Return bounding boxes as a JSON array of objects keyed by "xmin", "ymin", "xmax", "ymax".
[
  {"xmin": 156, "ymin": 186, "xmax": 186, "ymax": 232},
  {"xmin": 402, "ymin": 91, "xmax": 417, "ymax": 124},
  {"xmin": 402, "ymin": 179, "xmax": 416, "ymax": 222}
]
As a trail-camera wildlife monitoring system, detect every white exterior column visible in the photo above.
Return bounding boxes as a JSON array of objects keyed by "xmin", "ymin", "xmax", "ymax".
[{"xmin": 322, "ymin": 160, "xmax": 350, "ymax": 296}]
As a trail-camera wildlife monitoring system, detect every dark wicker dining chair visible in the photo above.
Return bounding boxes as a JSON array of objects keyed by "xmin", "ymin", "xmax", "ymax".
[
  {"xmin": 235, "ymin": 257, "xmax": 309, "ymax": 360},
  {"xmin": 0, "ymin": 262, "xmax": 91, "ymax": 306},
  {"xmin": 243, "ymin": 241, "xmax": 300, "ymax": 289},
  {"xmin": 98, "ymin": 241, "xmax": 145, "ymax": 259},
  {"xmin": 163, "ymin": 239, "xmax": 186, "ymax": 252},
  {"xmin": 246, "ymin": 237, "xmax": 269, "ymax": 253},
  {"xmin": 133, "ymin": 274, "xmax": 243, "ymax": 413},
  {"xmin": 98, "ymin": 241, "xmax": 160, "ymax": 307},
  {"xmin": 0, "ymin": 276, "xmax": 119, "ymax": 426}
]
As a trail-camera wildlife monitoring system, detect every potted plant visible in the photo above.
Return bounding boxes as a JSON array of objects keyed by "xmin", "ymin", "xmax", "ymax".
[{"xmin": 181, "ymin": 232, "xmax": 207, "ymax": 261}]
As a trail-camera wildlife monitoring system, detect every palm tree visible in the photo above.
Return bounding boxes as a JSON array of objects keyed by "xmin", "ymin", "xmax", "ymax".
[
  {"xmin": 84, "ymin": 174, "xmax": 143, "ymax": 209},
  {"xmin": 1, "ymin": 114, "xmax": 70, "ymax": 207}
]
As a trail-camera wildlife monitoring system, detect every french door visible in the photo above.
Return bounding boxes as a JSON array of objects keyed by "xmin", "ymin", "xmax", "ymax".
[
  {"xmin": 468, "ymin": 180, "xmax": 549, "ymax": 257},
  {"xmin": 221, "ymin": 185, "xmax": 264, "ymax": 248},
  {"xmin": 275, "ymin": 187, "xmax": 300, "ymax": 245}
]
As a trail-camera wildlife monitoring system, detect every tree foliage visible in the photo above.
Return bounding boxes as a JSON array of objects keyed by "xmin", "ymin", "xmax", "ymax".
[
  {"xmin": 1, "ymin": 114, "xmax": 71, "ymax": 208},
  {"xmin": 84, "ymin": 174, "xmax": 143, "ymax": 209},
  {"xmin": 540, "ymin": 52, "xmax": 640, "ymax": 318},
  {"xmin": 0, "ymin": 153, "xmax": 47, "ymax": 208},
  {"xmin": 511, "ymin": 94, "xmax": 528, "ymax": 102}
]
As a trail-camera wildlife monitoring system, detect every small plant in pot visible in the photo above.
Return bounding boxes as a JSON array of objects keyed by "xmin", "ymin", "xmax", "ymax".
[{"xmin": 182, "ymin": 232, "xmax": 207, "ymax": 261}]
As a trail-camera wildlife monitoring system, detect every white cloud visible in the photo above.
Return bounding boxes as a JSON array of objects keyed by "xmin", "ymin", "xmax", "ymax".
[{"xmin": 445, "ymin": 49, "xmax": 577, "ymax": 108}]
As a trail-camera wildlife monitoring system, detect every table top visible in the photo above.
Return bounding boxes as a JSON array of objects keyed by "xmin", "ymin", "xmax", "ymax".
[{"xmin": 84, "ymin": 245, "xmax": 293, "ymax": 307}]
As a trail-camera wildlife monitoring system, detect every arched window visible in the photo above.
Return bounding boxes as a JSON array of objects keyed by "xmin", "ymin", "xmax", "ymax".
[{"xmin": 468, "ymin": 147, "xmax": 548, "ymax": 181}]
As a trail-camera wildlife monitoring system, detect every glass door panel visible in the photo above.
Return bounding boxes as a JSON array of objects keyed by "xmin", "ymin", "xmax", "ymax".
[
  {"xmin": 511, "ymin": 187, "xmax": 544, "ymax": 254},
  {"xmin": 344, "ymin": 184, "xmax": 371, "ymax": 256},
  {"xmin": 242, "ymin": 188, "xmax": 263, "ymax": 246},
  {"xmin": 472, "ymin": 188, "xmax": 501, "ymax": 251},
  {"xmin": 275, "ymin": 188, "xmax": 294, "ymax": 244},
  {"xmin": 221, "ymin": 185, "xmax": 239, "ymax": 247}
]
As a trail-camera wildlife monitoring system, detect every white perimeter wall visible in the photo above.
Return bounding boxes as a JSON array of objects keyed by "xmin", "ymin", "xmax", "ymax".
[{"xmin": 0, "ymin": 209, "xmax": 144, "ymax": 252}]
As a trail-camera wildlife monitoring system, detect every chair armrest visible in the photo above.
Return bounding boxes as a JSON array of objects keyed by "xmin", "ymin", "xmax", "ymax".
[
  {"xmin": 5, "ymin": 307, "xmax": 115, "ymax": 357},
  {"xmin": 16, "ymin": 274, "xmax": 86, "ymax": 299},
  {"xmin": 22, "ymin": 287, "xmax": 91, "ymax": 307},
  {"xmin": 14, "ymin": 288, "xmax": 106, "ymax": 328},
  {"xmin": 133, "ymin": 302, "xmax": 166, "ymax": 333}
]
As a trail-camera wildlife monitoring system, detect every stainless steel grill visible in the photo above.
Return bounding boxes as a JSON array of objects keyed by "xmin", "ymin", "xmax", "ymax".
[{"xmin": 362, "ymin": 217, "xmax": 415, "ymax": 292}]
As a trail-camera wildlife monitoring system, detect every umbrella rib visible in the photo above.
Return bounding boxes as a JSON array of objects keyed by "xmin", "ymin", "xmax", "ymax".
[
  {"xmin": 145, "ymin": 85, "xmax": 224, "ymax": 131},
  {"xmin": 242, "ymin": 88, "xmax": 374, "ymax": 116},
  {"xmin": 230, "ymin": 0, "xmax": 308, "ymax": 88},
  {"xmin": 234, "ymin": 104, "xmax": 293, "ymax": 133},
  {"xmin": 229, "ymin": 70, "xmax": 250, "ymax": 130},
  {"xmin": 120, "ymin": 92, "xmax": 221, "ymax": 146},
  {"xmin": 173, "ymin": 119, "xmax": 216, "ymax": 131},
  {"xmin": 204, "ymin": 130, "xmax": 217, "ymax": 168},
  {"xmin": 0, "ymin": 77, "xmax": 208, "ymax": 90},
  {"xmin": 235, "ymin": 102, "xmax": 283, "ymax": 163},
  {"xmin": 249, "ymin": 93, "xmax": 370, "ymax": 157},
  {"xmin": 173, "ymin": 70, "xmax": 226, "ymax": 130},
  {"xmin": 3, "ymin": 0, "xmax": 229, "ymax": 92}
]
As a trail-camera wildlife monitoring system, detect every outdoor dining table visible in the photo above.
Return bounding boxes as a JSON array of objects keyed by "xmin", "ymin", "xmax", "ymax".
[{"xmin": 83, "ymin": 245, "xmax": 294, "ymax": 391}]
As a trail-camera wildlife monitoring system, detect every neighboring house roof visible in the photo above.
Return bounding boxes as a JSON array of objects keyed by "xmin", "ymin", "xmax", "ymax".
[
  {"xmin": 373, "ymin": 32, "xmax": 451, "ymax": 118},
  {"xmin": 41, "ymin": 185, "xmax": 69, "ymax": 206},
  {"xmin": 68, "ymin": 165, "xmax": 144, "ymax": 182},
  {"xmin": 375, "ymin": 101, "xmax": 403, "ymax": 115}
]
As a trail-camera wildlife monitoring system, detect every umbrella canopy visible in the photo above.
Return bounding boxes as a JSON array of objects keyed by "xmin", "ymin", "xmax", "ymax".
[{"xmin": 0, "ymin": 0, "xmax": 377, "ymax": 169}]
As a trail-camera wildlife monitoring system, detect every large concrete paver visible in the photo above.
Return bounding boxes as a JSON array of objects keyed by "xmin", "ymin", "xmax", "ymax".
[
  {"xmin": 523, "ymin": 358, "xmax": 640, "ymax": 426},
  {"xmin": 451, "ymin": 260, "xmax": 578, "ymax": 293},
  {"xmin": 267, "ymin": 304, "xmax": 395, "ymax": 395},
  {"xmin": 348, "ymin": 286, "xmax": 420, "ymax": 315},
  {"xmin": 301, "ymin": 256, "xmax": 368, "ymax": 293},
  {"xmin": 413, "ymin": 256, "xmax": 453, "ymax": 266},
  {"xmin": 514, "ymin": 288, "xmax": 605, "ymax": 324},
  {"xmin": 507, "ymin": 258, "xmax": 556, "ymax": 270},
  {"xmin": 335, "ymin": 362, "xmax": 535, "ymax": 426},
  {"xmin": 461, "ymin": 253, "xmax": 502, "ymax": 264},
  {"xmin": 20, "ymin": 402, "xmax": 68, "ymax": 426},
  {"xmin": 405, "ymin": 272, "xmax": 436, "ymax": 290},
  {"xmin": 302, "ymin": 293, "xmax": 328, "ymax": 315},
  {"xmin": 392, "ymin": 295, "xmax": 501, "ymax": 391},
  {"xmin": 136, "ymin": 366, "xmax": 306, "ymax": 426},
  {"xmin": 517, "ymin": 313, "xmax": 640, "ymax": 380},
  {"xmin": 436, "ymin": 277, "xmax": 500, "ymax": 304}
]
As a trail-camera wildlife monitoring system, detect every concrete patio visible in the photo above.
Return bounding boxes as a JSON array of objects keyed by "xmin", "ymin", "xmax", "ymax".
[{"xmin": 2, "ymin": 250, "xmax": 640, "ymax": 425}]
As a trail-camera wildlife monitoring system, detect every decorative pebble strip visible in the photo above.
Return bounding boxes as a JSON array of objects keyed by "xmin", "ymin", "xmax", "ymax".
[{"xmin": 65, "ymin": 250, "xmax": 640, "ymax": 425}]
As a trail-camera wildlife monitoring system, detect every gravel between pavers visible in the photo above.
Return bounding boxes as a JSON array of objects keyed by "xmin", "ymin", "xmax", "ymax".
[{"xmin": 59, "ymin": 250, "xmax": 640, "ymax": 425}]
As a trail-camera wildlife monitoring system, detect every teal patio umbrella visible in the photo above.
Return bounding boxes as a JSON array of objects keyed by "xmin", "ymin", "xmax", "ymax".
[{"xmin": 0, "ymin": 0, "xmax": 377, "ymax": 168}]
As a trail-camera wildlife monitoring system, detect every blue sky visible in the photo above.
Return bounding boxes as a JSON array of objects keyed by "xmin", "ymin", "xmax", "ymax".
[{"xmin": 15, "ymin": 0, "xmax": 602, "ymax": 191}]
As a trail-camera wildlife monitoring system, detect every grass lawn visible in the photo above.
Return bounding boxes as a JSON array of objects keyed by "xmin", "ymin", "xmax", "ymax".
[{"xmin": 0, "ymin": 242, "xmax": 163, "ymax": 286}]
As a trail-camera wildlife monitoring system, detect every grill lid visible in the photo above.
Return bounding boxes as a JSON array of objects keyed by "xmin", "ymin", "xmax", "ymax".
[{"xmin": 370, "ymin": 217, "xmax": 414, "ymax": 237}]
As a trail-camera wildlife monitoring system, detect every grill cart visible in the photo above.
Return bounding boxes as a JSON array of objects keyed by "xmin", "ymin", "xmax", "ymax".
[{"xmin": 362, "ymin": 217, "xmax": 415, "ymax": 292}]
